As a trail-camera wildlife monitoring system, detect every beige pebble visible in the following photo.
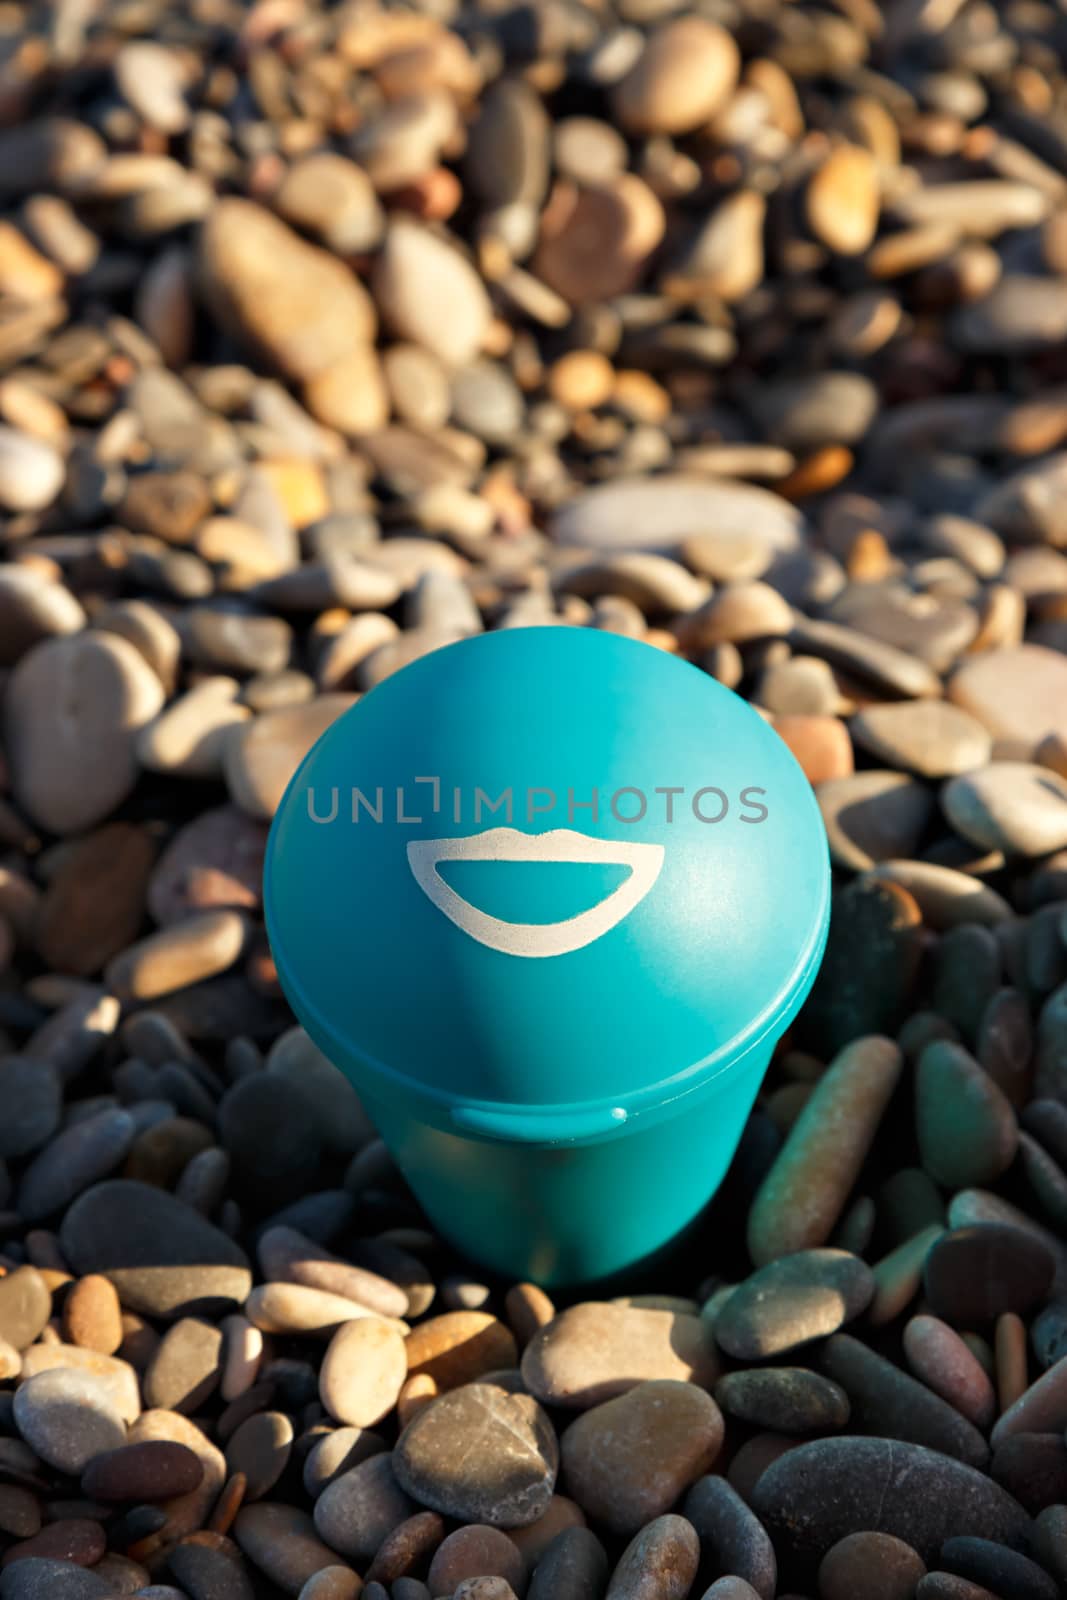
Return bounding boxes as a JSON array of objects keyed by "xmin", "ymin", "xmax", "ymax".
[{"xmin": 320, "ymin": 1318, "xmax": 408, "ymax": 1427}]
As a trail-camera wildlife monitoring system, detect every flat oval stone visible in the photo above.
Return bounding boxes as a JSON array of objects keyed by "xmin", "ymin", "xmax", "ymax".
[
  {"xmin": 0, "ymin": 1560, "xmax": 113, "ymax": 1599},
  {"xmin": 604, "ymin": 1515, "xmax": 700, "ymax": 1600},
  {"xmin": 13, "ymin": 1369, "xmax": 126, "ymax": 1475},
  {"xmin": 0, "ymin": 570, "xmax": 83, "ymax": 666},
  {"xmin": 224, "ymin": 696, "xmax": 354, "ymax": 820},
  {"xmin": 851, "ymin": 703, "xmax": 992, "ymax": 779},
  {"xmin": 0, "ymin": 428, "xmax": 64, "ymax": 513},
  {"xmin": 747, "ymin": 1038, "xmax": 903, "ymax": 1266},
  {"xmin": 521, "ymin": 1303, "xmax": 717, "ymax": 1409},
  {"xmin": 0, "ymin": 1060, "xmax": 60, "ymax": 1159},
  {"xmin": 818, "ymin": 772, "xmax": 936, "ymax": 872},
  {"xmin": 682, "ymin": 1477, "xmax": 776, "ymax": 1600},
  {"xmin": 319, "ymin": 1319, "xmax": 407, "ymax": 1427},
  {"xmin": 0, "ymin": 1269, "xmax": 50, "ymax": 1351},
  {"xmin": 752, "ymin": 1437, "xmax": 1030, "ymax": 1568},
  {"xmin": 144, "ymin": 1317, "xmax": 223, "ymax": 1414},
  {"xmin": 81, "ymin": 1440, "xmax": 204, "ymax": 1501},
  {"xmin": 714, "ymin": 1367, "xmax": 849, "ymax": 1435},
  {"xmin": 226, "ymin": 1411, "xmax": 294, "ymax": 1501},
  {"xmin": 949, "ymin": 645, "xmax": 1067, "ymax": 761},
  {"xmin": 373, "ymin": 220, "xmax": 490, "ymax": 369},
  {"xmin": 313, "ymin": 1453, "xmax": 416, "ymax": 1564},
  {"xmin": 18, "ymin": 1109, "xmax": 136, "ymax": 1223},
  {"xmin": 903, "ymin": 1317, "xmax": 996, "ymax": 1430},
  {"xmin": 943, "ymin": 763, "xmax": 1067, "ymax": 857},
  {"xmin": 923, "ymin": 1224, "xmax": 1056, "ymax": 1324},
  {"xmin": 394, "ymin": 1383, "xmax": 558, "ymax": 1528},
  {"xmin": 552, "ymin": 476, "xmax": 802, "ymax": 557},
  {"xmin": 612, "ymin": 18, "xmax": 739, "ymax": 135},
  {"xmin": 916, "ymin": 1042, "xmax": 1018, "ymax": 1188},
  {"xmin": 713, "ymin": 1249, "xmax": 875, "ymax": 1360},
  {"xmin": 560, "ymin": 1380, "xmax": 723, "ymax": 1537},
  {"xmin": 60, "ymin": 1181, "xmax": 252, "ymax": 1319},
  {"xmin": 5, "ymin": 632, "xmax": 164, "ymax": 835},
  {"xmin": 526, "ymin": 1526, "xmax": 607, "ymax": 1600},
  {"xmin": 364, "ymin": 1510, "xmax": 445, "ymax": 1585},
  {"xmin": 235, "ymin": 1503, "xmax": 347, "ymax": 1594},
  {"xmin": 35, "ymin": 822, "xmax": 157, "ymax": 977},
  {"xmin": 147, "ymin": 805, "xmax": 265, "ymax": 927}
]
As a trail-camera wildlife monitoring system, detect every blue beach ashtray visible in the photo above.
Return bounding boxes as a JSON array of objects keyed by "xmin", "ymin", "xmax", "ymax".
[{"xmin": 264, "ymin": 626, "xmax": 830, "ymax": 1285}]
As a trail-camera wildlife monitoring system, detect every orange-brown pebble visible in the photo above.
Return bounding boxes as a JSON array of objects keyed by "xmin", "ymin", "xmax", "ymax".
[
  {"xmin": 996, "ymin": 1311, "xmax": 1029, "ymax": 1414},
  {"xmin": 806, "ymin": 145, "xmax": 881, "ymax": 255},
  {"xmin": 405, "ymin": 1312, "xmax": 518, "ymax": 1391},
  {"xmin": 771, "ymin": 715, "xmax": 854, "ymax": 786},
  {"xmin": 257, "ymin": 458, "xmax": 329, "ymax": 528},
  {"xmin": 547, "ymin": 351, "xmax": 614, "ymax": 412},
  {"xmin": 63, "ymin": 1274, "xmax": 124, "ymax": 1356},
  {"xmin": 208, "ymin": 1471, "xmax": 247, "ymax": 1535},
  {"xmin": 611, "ymin": 370, "xmax": 671, "ymax": 424},
  {"xmin": 1, "ymin": 1518, "xmax": 105, "ymax": 1569},
  {"xmin": 505, "ymin": 1283, "xmax": 556, "ymax": 1349},
  {"xmin": 780, "ymin": 446, "xmax": 854, "ymax": 500},
  {"xmin": 397, "ymin": 1370, "xmax": 439, "ymax": 1427}
]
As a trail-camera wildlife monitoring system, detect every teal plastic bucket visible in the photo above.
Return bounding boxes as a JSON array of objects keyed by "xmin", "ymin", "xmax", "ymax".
[{"xmin": 264, "ymin": 627, "xmax": 830, "ymax": 1285}]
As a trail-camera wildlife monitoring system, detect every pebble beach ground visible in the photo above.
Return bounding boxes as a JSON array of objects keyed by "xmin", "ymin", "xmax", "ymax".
[{"xmin": 1, "ymin": 0, "xmax": 1067, "ymax": 1598}]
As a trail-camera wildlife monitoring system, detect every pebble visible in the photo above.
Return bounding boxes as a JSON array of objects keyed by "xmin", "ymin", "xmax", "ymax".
[
  {"xmin": 943, "ymin": 763, "xmax": 1067, "ymax": 857},
  {"xmin": 364, "ymin": 1510, "xmax": 445, "ymax": 1584},
  {"xmin": 992, "ymin": 1350, "xmax": 1067, "ymax": 1446},
  {"xmin": 902, "ymin": 1316, "xmax": 996, "ymax": 1429},
  {"xmin": 0, "ymin": 1061, "xmax": 60, "ymax": 1158},
  {"xmin": 521, "ymin": 1302, "xmax": 716, "ymax": 1409},
  {"xmin": 916, "ymin": 1041, "xmax": 1018, "ymax": 1187},
  {"xmin": 526, "ymin": 1525, "xmax": 607, "ymax": 1600},
  {"xmin": 319, "ymin": 1318, "xmax": 407, "ymax": 1427},
  {"xmin": 313, "ymin": 1453, "xmax": 417, "ymax": 1564},
  {"xmin": 807, "ymin": 145, "xmax": 881, "ymax": 256},
  {"xmin": 714, "ymin": 1367, "xmax": 850, "ymax": 1434},
  {"xmin": 604, "ymin": 1515, "xmax": 699, "ymax": 1600},
  {"xmin": 817, "ymin": 1333, "xmax": 989, "ymax": 1469},
  {"xmin": 167, "ymin": 1535, "xmax": 256, "ymax": 1600},
  {"xmin": 105, "ymin": 910, "xmax": 247, "ymax": 1002},
  {"xmin": 274, "ymin": 153, "xmax": 384, "ymax": 256},
  {"xmin": 395, "ymin": 1382, "xmax": 558, "ymax": 1527},
  {"xmin": 713, "ymin": 1249, "xmax": 874, "ymax": 1359},
  {"xmin": 199, "ymin": 200, "xmax": 376, "ymax": 381},
  {"xmin": 818, "ymin": 772, "xmax": 935, "ymax": 872},
  {"xmin": 682, "ymin": 1477, "xmax": 775, "ymax": 1600},
  {"xmin": 752, "ymin": 1437, "xmax": 1030, "ymax": 1567},
  {"xmin": 818, "ymin": 1532, "xmax": 926, "ymax": 1600},
  {"xmin": 374, "ymin": 220, "xmax": 490, "ymax": 368},
  {"xmin": 20, "ymin": 1345, "xmax": 140, "ymax": 1423},
  {"xmin": 405, "ymin": 1312, "xmax": 517, "ymax": 1390},
  {"xmin": 224, "ymin": 696, "xmax": 354, "ymax": 819},
  {"xmin": 923, "ymin": 1223, "xmax": 1056, "ymax": 1324},
  {"xmin": 13, "ymin": 1368, "xmax": 126, "ymax": 1475},
  {"xmin": 0, "ymin": 570, "xmax": 84, "ymax": 664},
  {"xmin": 235, "ymin": 1502, "xmax": 347, "ymax": 1594},
  {"xmin": 17, "ymin": 1108, "xmax": 136, "ymax": 1223},
  {"xmin": 612, "ymin": 19, "xmax": 739, "ymax": 135},
  {"xmin": 850, "ymin": 702, "xmax": 992, "ymax": 779},
  {"xmin": 5, "ymin": 632, "xmax": 165, "ymax": 835},
  {"xmin": 747, "ymin": 1037, "xmax": 903, "ymax": 1265},
  {"xmin": 949, "ymin": 645, "xmax": 1067, "ymax": 760},
  {"xmin": 552, "ymin": 476, "xmax": 802, "ymax": 556},
  {"xmin": 225, "ymin": 1410, "xmax": 293, "ymax": 1500},
  {"xmin": 939, "ymin": 1537, "xmax": 1058, "ymax": 1600},
  {"xmin": 35, "ymin": 822, "xmax": 157, "ymax": 976},
  {"xmin": 0, "ymin": 1563, "xmax": 113, "ymax": 1600},
  {"xmin": 59, "ymin": 1180, "xmax": 252, "ymax": 1319},
  {"xmin": 0, "ymin": 1268, "xmax": 50, "ymax": 1351},
  {"xmin": 259, "ymin": 1225, "xmax": 403, "ymax": 1315},
  {"xmin": 144, "ymin": 1316, "xmax": 223, "ymax": 1413},
  {"xmin": 560, "ymin": 1380, "xmax": 723, "ymax": 1537},
  {"xmin": 81, "ymin": 1439, "xmax": 204, "ymax": 1501},
  {"xmin": 0, "ymin": 428, "xmax": 64, "ymax": 512},
  {"xmin": 427, "ymin": 1525, "xmax": 524, "ymax": 1598}
]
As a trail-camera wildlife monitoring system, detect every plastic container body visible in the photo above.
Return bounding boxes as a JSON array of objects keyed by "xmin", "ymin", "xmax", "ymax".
[
  {"xmin": 265, "ymin": 627, "xmax": 831, "ymax": 1285},
  {"xmin": 339, "ymin": 1031, "xmax": 787, "ymax": 1285}
]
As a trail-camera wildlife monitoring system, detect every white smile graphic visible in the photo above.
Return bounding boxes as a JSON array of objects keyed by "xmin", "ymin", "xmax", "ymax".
[{"xmin": 406, "ymin": 827, "xmax": 665, "ymax": 957}]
